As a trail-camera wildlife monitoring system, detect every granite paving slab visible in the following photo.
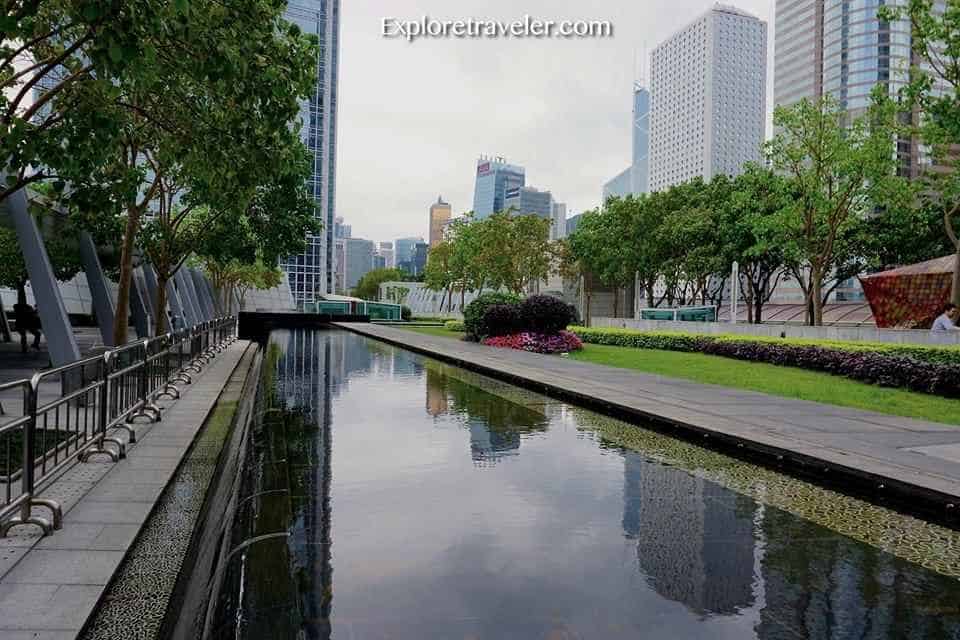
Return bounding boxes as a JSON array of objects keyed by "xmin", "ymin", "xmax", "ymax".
[{"xmin": 0, "ymin": 340, "xmax": 250, "ymax": 638}]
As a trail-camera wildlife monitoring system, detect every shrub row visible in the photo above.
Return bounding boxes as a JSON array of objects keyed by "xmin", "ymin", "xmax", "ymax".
[
  {"xmin": 571, "ymin": 327, "xmax": 960, "ymax": 397},
  {"xmin": 570, "ymin": 327, "xmax": 960, "ymax": 366},
  {"xmin": 444, "ymin": 320, "xmax": 465, "ymax": 332}
]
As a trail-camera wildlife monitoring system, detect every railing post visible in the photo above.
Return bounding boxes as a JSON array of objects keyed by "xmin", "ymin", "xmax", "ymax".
[
  {"xmin": 1, "ymin": 376, "xmax": 62, "ymax": 536},
  {"xmin": 81, "ymin": 351, "xmax": 123, "ymax": 462},
  {"xmin": 19, "ymin": 381, "xmax": 37, "ymax": 522}
]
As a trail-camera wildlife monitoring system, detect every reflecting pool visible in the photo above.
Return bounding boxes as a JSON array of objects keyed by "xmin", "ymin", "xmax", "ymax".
[{"xmin": 216, "ymin": 329, "xmax": 960, "ymax": 639}]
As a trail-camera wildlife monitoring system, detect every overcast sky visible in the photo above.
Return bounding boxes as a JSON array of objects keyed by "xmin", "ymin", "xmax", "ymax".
[{"xmin": 336, "ymin": 0, "xmax": 776, "ymax": 244}]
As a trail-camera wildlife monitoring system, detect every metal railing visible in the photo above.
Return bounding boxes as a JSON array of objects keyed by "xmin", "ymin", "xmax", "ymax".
[{"xmin": 0, "ymin": 317, "xmax": 237, "ymax": 537}]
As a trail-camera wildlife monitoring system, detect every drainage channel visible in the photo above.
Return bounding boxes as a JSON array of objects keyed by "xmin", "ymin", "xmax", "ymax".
[{"xmin": 78, "ymin": 343, "xmax": 260, "ymax": 640}]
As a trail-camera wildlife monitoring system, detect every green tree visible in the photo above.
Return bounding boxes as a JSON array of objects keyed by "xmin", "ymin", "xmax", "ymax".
[
  {"xmin": 765, "ymin": 91, "xmax": 907, "ymax": 325},
  {"xmin": 352, "ymin": 268, "xmax": 408, "ymax": 301},
  {"xmin": 881, "ymin": 0, "xmax": 960, "ymax": 302},
  {"xmin": 725, "ymin": 166, "xmax": 790, "ymax": 323},
  {"xmin": 423, "ymin": 241, "xmax": 456, "ymax": 311},
  {"xmin": 62, "ymin": 0, "xmax": 317, "ymax": 343},
  {"xmin": 1, "ymin": 1, "xmax": 167, "ymax": 202}
]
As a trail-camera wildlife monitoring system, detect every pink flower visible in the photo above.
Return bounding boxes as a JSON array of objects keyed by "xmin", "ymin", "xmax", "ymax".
[{"xmin": 482, "ymin": 330, "xmax": 582, "ymax": 354}]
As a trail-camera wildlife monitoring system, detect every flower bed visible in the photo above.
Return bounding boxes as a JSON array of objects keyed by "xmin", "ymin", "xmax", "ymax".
[
  {"xmin": 482, "ymin": 330, "xmax": 583, "ymax": 354},
  {"xmin": 571, "ymin": 327, "xmax": 960, "ymax": 397}
]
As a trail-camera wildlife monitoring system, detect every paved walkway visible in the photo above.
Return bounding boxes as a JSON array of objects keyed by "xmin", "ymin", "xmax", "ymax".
[
  {"xmin": 338, "ymin": 323, "xmax": 960, "ymax": 519},
  {"xmin": 0, "ymin": 339, "xmax": 251, "ymax": 639}
]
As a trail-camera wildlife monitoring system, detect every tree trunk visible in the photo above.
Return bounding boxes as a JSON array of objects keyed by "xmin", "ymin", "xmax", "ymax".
[
  {"xmin": 810, "ymin": 268, "xmax": 824, "ymax": 326},
  {"xmin": 113, "ymin": 204, "xmax": 142, "ymax": 345},
  {"xmin": 953, "ymin": 244, "xmax": 960, "ymax": 306},
  {"xmin": 612, "ymin": 288, "xmax": 619, "ymax": 318},
  {"xmin": 16, "ymin": 280, "xmax": 27, "ymax": 306},
  {"xmin": 585, "ymin": 291, "xmax": 592, "ymax": 327},
  {"xmin": 155, "ymin": 274, "xmax": 169, "ymax": 335}
]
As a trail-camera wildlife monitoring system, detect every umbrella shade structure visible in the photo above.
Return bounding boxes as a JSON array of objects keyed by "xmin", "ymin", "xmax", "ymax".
[{"xmin": 859, "ymin": 255, "xmax": 955, "ymax": 329}]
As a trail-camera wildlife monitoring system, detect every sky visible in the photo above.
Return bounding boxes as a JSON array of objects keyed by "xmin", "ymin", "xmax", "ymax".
[{"xmin": 336, "ymin": 0, "xmax": 776, "ymax": 245}]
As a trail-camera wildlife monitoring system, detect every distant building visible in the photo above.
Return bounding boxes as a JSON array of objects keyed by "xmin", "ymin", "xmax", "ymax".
[
  {"xmin": 373, "ymin": 254, "xmax": 386, "ymax": 270},
  {"xmin": 429, "ymin": 196, "xmax": 452, "ymax": 247},
  {"xmin": 551, "ymin": 202, "xmax": 567, "ymax": 241},
  {"xmin": 394, "ymin": 237, "xmax": 423, "ymax": 271},
  {"xmin": 333, "ymin": 238, "xmax": 346, "ymax": 293},
  {"xmin": 343, "ymin": 237, "xmax": 375, "ymax": 292},
  {"xmin": 334, "ymin": 216, "xmax": 351, "ymax": 239},
  {"xmin": 411, "ymin": 241, "xmax": 429, "ymax": 276},
  {"xmin": 603, "ymin": 84, "xmax": 650, "ymax": 202},
  {"xmin": 378, "ymin": 241, "xmax": 395, "ymax": 269},
  {"xmin": 566, "ymin": 213, "xmax": 583, "ymax": 236},
  {"xmin": 502, "ymin": 186, "xmax": 567, "ymax": 241},
  {"xmin": 472, "ymin": 156, "xmax": 525, "ymax": 219},
  {"xmin": 504, "ymin": 186, "xmax": 553, "ymax": 219},
  {"xmin": 649, "ymin": 5, "xmax": 766, "ymax": 191}
]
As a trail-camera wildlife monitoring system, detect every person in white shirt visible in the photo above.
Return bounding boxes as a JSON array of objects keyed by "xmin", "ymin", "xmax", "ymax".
[{"xmin": 931, "ymin": 303, "xmax": 960, "ymax": 332}]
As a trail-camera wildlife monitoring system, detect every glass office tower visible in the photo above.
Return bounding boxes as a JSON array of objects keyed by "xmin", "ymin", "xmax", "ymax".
[
  {"xmin": 774, "ymin": 0, "xmax": 920, "ymax": 175},
  {"xmin": 281, "ymin": 0, "xmax": 340, "ymax": 305},
  {"xmin": 472, "ymin": 158, "xmax": 526, "ymax": 219}
]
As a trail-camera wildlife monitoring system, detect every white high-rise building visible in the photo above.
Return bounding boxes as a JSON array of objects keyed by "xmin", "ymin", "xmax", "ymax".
[{"xmin": 648, "ymin": 4, "xmax": 767, "ymax": 192}]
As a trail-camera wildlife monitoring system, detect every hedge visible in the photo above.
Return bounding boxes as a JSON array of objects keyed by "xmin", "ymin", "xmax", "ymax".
[
  {"xmin": 444, "ymin": 320, "xmax": 465, "ymax": 332},
  {"xmin": 570, "ymin": 327, "xmax": 960, "ymax": 398},
  {"xmin": 570, "ymin": 327, "xmax": 960, "ymax": 367}
]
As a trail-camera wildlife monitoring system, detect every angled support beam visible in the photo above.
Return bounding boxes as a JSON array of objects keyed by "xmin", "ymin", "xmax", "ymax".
[
  {"xmin": 189, "ymin": 268, "xmax": 214, "ymax": 320},
  {"xmin": 0, "ymin": 296, "xmax": 11, "ymax": 342},
  {"xmin": 175, "ymin": 269, "xmax": 201, "ymax": 327},
  {"xmin": 7, "ymin": 187, "xmax": 80, "ymax": 366},
  {"xmin": 165, "ymin": 278, "xmax": 187, "ymax": 331},
  {"xmin": 78, "ymin": 231, "xmax": 115, "ymax": 346},
  {"xmin": 130, "ymin": 268, "xmax": 152, "ymax": 339}
]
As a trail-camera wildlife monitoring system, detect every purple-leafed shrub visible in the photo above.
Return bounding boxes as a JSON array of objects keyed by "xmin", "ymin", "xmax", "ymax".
[
  {"xmin": 480, "ymin": 303, "xmax": 522, "ymax": 337},
  {"xmin": 520, "ymin": 295, "xmax": 576, "ymax": 333}
]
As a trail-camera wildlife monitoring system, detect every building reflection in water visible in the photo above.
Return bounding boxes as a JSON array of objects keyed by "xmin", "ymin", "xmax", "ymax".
[
  {"xmin": 270, "ymin": 329, "xmax": 342, "ymax": 639},
  {"xmin": 621, "ymin": 448, "xmax": 960, "ymax": 639},
  {"xmin": 622, "ymin": 452, "xmax": 758, "ymax": 617},
  {"xmin": 424, "ymin": 364, "xmax": 547, "ymax": 465}
]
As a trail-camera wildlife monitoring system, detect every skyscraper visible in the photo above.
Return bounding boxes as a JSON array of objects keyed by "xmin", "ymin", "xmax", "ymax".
[
  {"xmin": 648, "ymin": 5, "xmax": 767, "ymax": 192},
  {"xmin": 472, "ymin": 157, "xmax": 526, "ymax": 219},
  {"xmin": 773, "ymin": 0, "xmax": 919, "ymax": 176},
  {"xmin": 378, "ymin": 241, "xmax": 395, "ymax": 269},
  {"xmin": 394, "ymin": 237, "xmax": 423, "ymax": 269},
  {"xmin": 429, "ymin": 196, "xmax": 452, "ymax": 247},
  {"xmin": 334, "ymin": 216, "xmax": 351, "ymax": 239},
  {"xmin": 603, "ymin": 84, "xmax": 651, "ymax": 201},
  {"xmin": 343, "ymin": 238, "xmax": 375, "ymax": 291},
  {"xmin": 280, "ymin": 0, "xmax": 340, "ymax": 305},
  {"xmin": 551, "ymin": 202, "xmax": 567, "ymax": 241},
  {"xmin": 503, "ymin": 186, "xmax": 554, "ymax": 219}
]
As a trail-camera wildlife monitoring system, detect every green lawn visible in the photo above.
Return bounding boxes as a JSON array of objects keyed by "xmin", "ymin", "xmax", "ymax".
[{"xmin": 396, "ymin": 325, "xmax": 960, "ymax": 426}]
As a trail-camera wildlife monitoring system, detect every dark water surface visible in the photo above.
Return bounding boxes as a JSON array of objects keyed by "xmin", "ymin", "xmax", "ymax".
[{"xmin": 239, "ymin": 329, "xmax": 960, "ymax": 639}]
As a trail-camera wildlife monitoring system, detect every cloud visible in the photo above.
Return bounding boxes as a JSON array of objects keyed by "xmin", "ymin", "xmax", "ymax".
[{"xmin": 336, "ymin": 0, "xmax": 775, "ymax": 243}]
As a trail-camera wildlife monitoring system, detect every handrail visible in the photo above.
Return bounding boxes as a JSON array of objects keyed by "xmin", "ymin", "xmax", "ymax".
[{"xmin": 0, "ymin": 316, "xmax": 237, "ymax": 537}]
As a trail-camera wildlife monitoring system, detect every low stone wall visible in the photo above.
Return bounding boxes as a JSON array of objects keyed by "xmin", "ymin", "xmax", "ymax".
[{"xmin": 589, "ymin": 317, "xmax": 960, "ymax": 346}]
